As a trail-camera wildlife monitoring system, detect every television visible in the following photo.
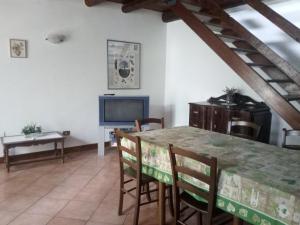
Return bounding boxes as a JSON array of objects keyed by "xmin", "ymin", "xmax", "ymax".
[{"xmin": 99, "ymin": 96, "xmax": 149, "ymax": 126}]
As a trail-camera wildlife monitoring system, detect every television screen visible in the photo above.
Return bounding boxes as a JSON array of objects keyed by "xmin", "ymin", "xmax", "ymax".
[
  {"xmin": 104, "ymin": 99, "xmax": 144, "ymax": 122},
  {"xmin": 99, "ymin": 96, "xmax": 149, "ymax": 126}
]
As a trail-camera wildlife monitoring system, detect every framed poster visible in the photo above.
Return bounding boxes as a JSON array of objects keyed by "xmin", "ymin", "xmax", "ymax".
[
  {"xmin": 10, "ymin": 39, "xmax": 27, "ymax": 58},
  {"xmin": 107, "ymin": 40, "xmax": 140, "ymax": 89}
]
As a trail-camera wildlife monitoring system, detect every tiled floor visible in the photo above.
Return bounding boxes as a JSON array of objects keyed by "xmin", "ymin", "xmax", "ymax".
[{"xmin": 0, "ymin": 150, "xmax": 176, "ymax": 225}]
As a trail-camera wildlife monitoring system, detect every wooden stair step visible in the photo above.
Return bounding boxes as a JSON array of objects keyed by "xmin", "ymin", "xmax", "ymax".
[
  {"xmin": 284, "ymin": 94, "xmax": 300, "ymax": 101},
  {"xmin": 267, "ymin": 79, "xmax": 293, "ymax": 83},
  {"xmin": 247, "ymin": 63, "xmax": 276, "ymax": 68},
  {"xmin": 204, "ymin": 21, "xmax": 225, "ymax": 32},
  {"xmin": 217, "ymin": 34, "xmax": 244, "ymax": 42},
  {"xmin": 231, "ymin": 47, "xmax": 259, "ymax": 54},
  {"xmin": 181, "ymin": 2, "xmax": 201, "ymax": 13}
]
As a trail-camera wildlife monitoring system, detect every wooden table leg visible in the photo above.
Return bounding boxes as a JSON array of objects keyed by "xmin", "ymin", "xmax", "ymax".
[
  {"xmin": 5, "ymin": 147, "xmax": 9, "ymax": 172},
  {"xmin": 233, "ymin": 216, "xmax": 243, "ymax": 225},
  {"xmin": 158, "ymin": 182, "xmax": 166, "ymax": 225},
  {"xmin": 61, "ymin": 140, "xmax": 64, "ymax": 163},
  {"xmin": 54, "ymin": 142, "xmax": 57, "ymax": 156}
]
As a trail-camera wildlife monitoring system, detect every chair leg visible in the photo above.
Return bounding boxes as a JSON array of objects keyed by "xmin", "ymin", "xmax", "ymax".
[
  {"xmin": 197, "ymin": 212, "xmax": 202, "ymax": 225},
  {"xmin": 167, "ymin": 186, "xmax": 174, "ymax": 216},
  {"xmin": 118, "ymin": 179, "xmax": 124, "ymax": 215},
  {"xmin": 133, "ymin": 184, "xmax": 141, "ymax": 225},
  {"xmin": 156, "ymin": 182, "xmax": 159, "ymax": 207},
  {"xmin": 145, "ymin": 183, "xmax": 152, "ymax": 202}
]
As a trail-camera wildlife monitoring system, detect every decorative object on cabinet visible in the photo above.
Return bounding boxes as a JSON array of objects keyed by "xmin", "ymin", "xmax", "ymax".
[
  {"xmin": 189, "ymin": 94, "xmax": 271, "ymax": 143},
  {"xmin": 107, "ymin": 40, "xmax": 140, "ymax": 89},
  {"xmin": 223, "ymin": 87, "xmax": 240, "ymax": 104},
  {"xmin": 10, "ymin": 39, "xmax": 27, "ymax": 58},
  {"xmin": 282, "ymin": 129, "xmax": 300, "ymax": 150}
]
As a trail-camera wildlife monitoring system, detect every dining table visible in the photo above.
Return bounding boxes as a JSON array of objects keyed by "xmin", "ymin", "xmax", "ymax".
[{"xmin": 121, "ymin": 126, "xmax": 300, "ymax": 225}]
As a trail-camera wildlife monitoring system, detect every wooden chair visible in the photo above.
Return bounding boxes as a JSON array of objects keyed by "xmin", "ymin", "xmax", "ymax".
[
  {"xmin": 282, "ymin": 129, "xmax": 300, "ymax": 150},
  {"xmin": 227, "ymin": 120, "xmax": 261, "ymax": 141},
  {"xmin": 115, "ymin": 129, "xmax": 173, "ymax": 225},
  {"xmin": 135, "ymin": 117, "xmax": 164, "ymax": 132},
  {"xmin": 168, "ymin": 144, "xmax": 232, "ymax": 225}
]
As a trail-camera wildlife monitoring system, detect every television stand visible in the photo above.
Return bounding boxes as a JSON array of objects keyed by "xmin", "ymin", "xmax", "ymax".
[{"xmin": 98, "ymin": 125, "xmax": 135, "ymax": 156}]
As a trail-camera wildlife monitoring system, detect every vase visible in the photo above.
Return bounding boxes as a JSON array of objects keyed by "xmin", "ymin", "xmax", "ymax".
[{"xmin": 226, "ymin": 94, "xmax": 234, "ymax": 104}]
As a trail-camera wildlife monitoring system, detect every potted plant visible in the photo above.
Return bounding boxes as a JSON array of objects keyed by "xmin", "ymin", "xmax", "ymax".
[
  {"xmin": 223, "ymin": 87, "xmax": 240, "ymax": 104},
  {"xmin": 22, "ymin": 123, "xmax": 42, "ymax": 138}
]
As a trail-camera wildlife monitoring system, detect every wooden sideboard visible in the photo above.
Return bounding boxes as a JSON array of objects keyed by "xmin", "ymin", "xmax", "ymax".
[{"xmin": 189, "ymin": 102, "xmax": 272, "ymax": 143}]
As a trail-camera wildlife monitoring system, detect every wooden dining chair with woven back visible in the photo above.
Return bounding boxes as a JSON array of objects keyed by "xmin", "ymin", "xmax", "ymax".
[
  {"xmin": 168, "ymin": 144, "xmax": 232, "ymax": 225},
  {"xmin": 227, "ymin": 120, "xmax": 261, "ymax": 141},
  {"xmin": 135, "ymin": 117, "xmax": 164, "ymax": 132},
  {"xmin": 115, "ymin": 129, "xmax": 173, "ymax": 225},
  {"xmin": 282, "ymin": 128, "xmax": 300, "ymax": 150}
]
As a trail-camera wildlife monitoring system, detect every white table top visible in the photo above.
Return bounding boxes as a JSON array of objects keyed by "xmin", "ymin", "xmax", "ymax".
[{"xmin": 1, "ymin": 132, "xmax": 63, "ymax": 145}]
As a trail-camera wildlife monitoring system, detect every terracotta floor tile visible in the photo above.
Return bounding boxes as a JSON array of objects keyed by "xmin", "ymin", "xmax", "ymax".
[
  {"xmin": 0, "ymin": 194, "xmax": 39, "ymax": 213},
  {"xmin": 72, "ymin": 188, "xmax": 107, "ymax": 203},
  {"xmin": 85, "ymin": 222, "xmax": 115, "ymax": 225},
  {"xmin": 26, "ymin": 197, "xmax": 68, "ymax": 217},
  {"xmin": 0, "ymin": 210, "xmax": 19, "ymax": 225},
  {"xmin": 47, "ymin": 217, "xmax": 86, "ymax": 225},
  {"xmin": 45, "ymin": 185, "xmax": 82, "ymax": 200},
  {"xmin": 57, "ymin": 200, "xmax": 98, "ymax": 220},
  {"xmin": 8, "ymin": 213, "xmax": 52, "ymax": 225},
  {"xmin": 0, "ymin": 180, "xmax": 30, "ymax": 195},
  {"xmin": 22, "ymin": 184, "xmax": 54, "ymax": 198},
  {"xmin": 60, "ymin": 175, "xmax": 93, "ymax": 188},
  {"xmin": 33, "ymin": 174, "xmax": 67, "ymax": 187},
  {"xmin": 89, "ymin": 201, "xmax": 126, "ymax": 225}
]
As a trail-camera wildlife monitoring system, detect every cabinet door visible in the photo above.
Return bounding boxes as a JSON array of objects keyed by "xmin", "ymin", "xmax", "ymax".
[{"xmin": 207, "ymin": 106, "xmax": 223, "ymax": 132}]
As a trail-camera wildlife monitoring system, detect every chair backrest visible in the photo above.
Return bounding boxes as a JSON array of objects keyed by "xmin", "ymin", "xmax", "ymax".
[
  {"xmin": 282, "ymin": 128, "xmax": 300, "ymax": 150},
  {"xmin": 227, "ymin": 120, "xmax": 261, "ymax": 140},
  {"xmin": 168, "ymin": 144, "xmax": 218, "ymax": 224},
  {"xmin": 115, "ymin": 129, "xmax": 142, "ymax": 181},
  {"xmin": 135, "ymin": 117, "xmax": 164, "ymax": 132}
]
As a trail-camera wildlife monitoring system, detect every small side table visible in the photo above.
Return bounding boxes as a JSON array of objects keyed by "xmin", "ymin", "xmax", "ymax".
[{"xmin": 1, "ymin": 132, "xmax": 65, "ymax": 172}]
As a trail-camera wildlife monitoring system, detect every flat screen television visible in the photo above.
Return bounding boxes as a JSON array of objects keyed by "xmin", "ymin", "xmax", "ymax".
[{"xmin": 99, "ymin": 96, "xmax": 149, "ymax": 126}]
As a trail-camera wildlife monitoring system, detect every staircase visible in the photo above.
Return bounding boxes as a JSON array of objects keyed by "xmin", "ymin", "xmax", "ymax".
[{"xmin": 166, "ymin": 0, "xmax": 300, "ymax": 129}]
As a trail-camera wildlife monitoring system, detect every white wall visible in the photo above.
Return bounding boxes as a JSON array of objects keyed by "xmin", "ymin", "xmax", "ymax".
[
  {"xmin": 164, "ymin": 20, "xmax": 295, "ymax": 145},
  {"xmin": 0, "ymin": 0, "xmax": 166, "ymax": 156}
]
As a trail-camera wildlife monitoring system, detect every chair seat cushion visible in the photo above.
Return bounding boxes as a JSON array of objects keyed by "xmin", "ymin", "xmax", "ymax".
[{"xmin": 124, "ymin": 167, "xmax": 156, "ymax": 184}]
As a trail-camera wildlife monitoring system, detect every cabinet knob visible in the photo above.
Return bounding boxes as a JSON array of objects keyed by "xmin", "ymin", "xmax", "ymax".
[
  {"xmin": 214, "ymin": 110, "xmax": 218, "ymax": 115},
  {"xmin": 213, "ymin": 124, "xmax": 216, "ymax": 129},
  {"xmin": 193, "ymin": 111, "xmax": 199, "ymax": 114},
  {"xmin": 193, "ymin": 124, "xmax": 198, "ymax": 127}
]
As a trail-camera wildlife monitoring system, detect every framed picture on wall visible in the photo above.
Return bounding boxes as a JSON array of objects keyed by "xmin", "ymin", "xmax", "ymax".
[
  {"xmin": 107, "ymin": 40, "xmax": 140, "ymax": 89},
  {"xmin": 10, "ymin": 39, "xmax": 27, "ymax": 58}
]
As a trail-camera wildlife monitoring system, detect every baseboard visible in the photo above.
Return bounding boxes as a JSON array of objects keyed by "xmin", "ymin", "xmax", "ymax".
[{"xmin": 0, "ymin": 143, "xmax": 98, "ymax": 164}]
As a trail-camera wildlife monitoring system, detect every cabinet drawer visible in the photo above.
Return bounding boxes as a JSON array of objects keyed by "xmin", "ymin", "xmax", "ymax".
[
  {"xmin": 189, "ymin": 104, "xmax": 206, "ymax": 129},
  {"xmin": 189, "ymin": 105, "xmax": 200, "ymax": 118}
]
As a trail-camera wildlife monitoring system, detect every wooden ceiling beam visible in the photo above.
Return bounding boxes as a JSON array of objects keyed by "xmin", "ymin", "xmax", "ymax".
[
  {"xmin": 162, "ymin": 10, "xmax": 179, "ymax": 22},
  {"xmin": 122, "ymin": 0, "xmax": 159, "ymax": 13},
  {"xmin": 84, "ymin": 0, "xmax": 106, "ymax": 7}
]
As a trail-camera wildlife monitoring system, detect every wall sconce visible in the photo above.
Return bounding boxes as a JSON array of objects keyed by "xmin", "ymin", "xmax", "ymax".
[{"xmin": 45, "ymin": 34, "xmax": 65, "ymax": 44}]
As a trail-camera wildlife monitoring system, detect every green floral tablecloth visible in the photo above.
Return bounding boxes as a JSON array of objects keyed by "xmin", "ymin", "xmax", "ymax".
[{"xmin": 121, "ymin": 126, "xmax": 300, "ymax": 225}]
